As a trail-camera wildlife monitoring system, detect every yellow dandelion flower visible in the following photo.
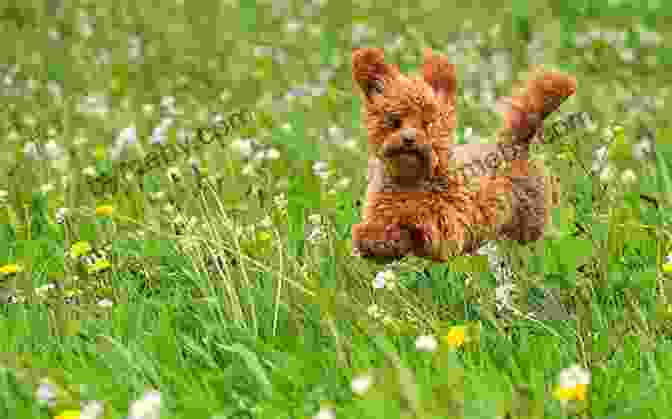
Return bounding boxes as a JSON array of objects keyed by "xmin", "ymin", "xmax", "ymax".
[
  {"xmin": 87, "ymin": 258, "xmax": 112, "ymax": 274},
  {"xmin": 69, "ymin": 241, "xmax": 93, "ymax": 259},
  {"xmin": 554, "ymin": 364, "xmax": 590, "ymax": 403},
  {"xmin": 0, "ymin": 264, "xmax": 24, "ymax": 276},
  {"xmin": 258, "ymin": 231, "xmax": 272, "ymax": 242},
  {"xmin": 55, "ymin": 409, "xmax": 81, "ymax": 419},
  {"xmin": 444, "ymin": 325, "xmax": 467, "ymax": 348},
  {"xmin": 553, "ymin": 383, "xmax": 587, "ymax": 402},
  {"xmin": 94, "ymin": 205, "xmax": 115, "ymax": 217}
]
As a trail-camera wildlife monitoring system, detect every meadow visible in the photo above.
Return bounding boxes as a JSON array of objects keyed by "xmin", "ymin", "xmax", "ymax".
[{"xmin": 0, "ymin": 1, "xmax": 671, "ymax": 418}]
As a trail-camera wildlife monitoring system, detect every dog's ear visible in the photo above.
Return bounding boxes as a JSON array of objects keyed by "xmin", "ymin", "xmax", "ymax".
[
  {"xmin": 352, "ymin": 48, "xmax": 399, "ymax": 99},
  {"xmin": 422, "ymin": 48, "xmax": 457, "ymax": 106}
]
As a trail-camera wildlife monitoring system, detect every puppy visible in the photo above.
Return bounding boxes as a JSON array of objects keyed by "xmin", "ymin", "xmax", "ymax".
[{"xmin": 351, "ymin": 48, "xmax": 576, "ymax": 262}]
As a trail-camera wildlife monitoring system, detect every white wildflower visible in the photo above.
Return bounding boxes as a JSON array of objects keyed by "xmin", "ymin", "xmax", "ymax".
[
  {"xmin": 150, "ymin": 118, "xmax": 173, "ymax": 145},
  {"xmin": 259, "ymin": 215, "xmax": 273, "ymax": 228},
  {"xmin": 495, "ymin": 282, "xmax": 516, "ymax": 310},
  {"xmin": 599, "ymin": 165, "xmax": 615, "ymax": 183},
  {"xmin": 35, "ymin": 283, "xmax": 56, "ymax": 298},
  {"xmin": 620, "ymin": 169, "xmax": 637, "ymax": 185},
  {"xmin": 328, "ymin": 126, "xmax": 344, "ymax": 139},
  {"xmin": 78, "ymin": 94, "xmax": 109, "ymax": 117},
  {"xmin": 415, "ymin": 335, "xmax": 438, "ymax": 352},
  {"xmin": 632, "ymin": 138, "xmax": 652, "ymax": 161},
  {"xmin": 558, "ymin": 364, "xmax": 590, "ymax": 388},
  {"xmin": 78, "ymin": 12, "xmax": 94, "ymax": 38},
  {"xmin": 273, "ymin": 193, "xmax": 288, "ymax": 210},
  {"xmin": 128, "ymin": 389, "xmax": 162, "ymax": 419},
  {"xmin": 351, "ymin": 374, "xmax": 373, "ymax": 395},
  {"xmin": 82, "ymin": 166, "xmax": 97, "ymax": 177},
  {"xmin": 55, "ymin": 207, "xmax": 70, "ymax": 224},
  {"xmin": 81, "ymin": 400, "xmax": 105, "ymax": 419},
  {"xmin": 118, "ymin": 126, "xmax": 138, "ymax": 145},
  {"xmin": 97, "ymin": 298, "xmax": 114, "ymax": 308},
  {"xmin": 313, "ymin": 405, "xmax": 335, "ymax": 419},
  {"xmin": 638, "ymin": 27, "xmax": 662, "ymax": 46},
  {"xmin": 591, "ymin": 145, "xmax": 609, "ymax": 172},
  {"xmin": 43, "ymin": 140, "xmax": 65, "ymax": 160},
  {"xmin": 285, "ymin": 19, "xmax": 303, "ymax": 33},
  {"xmin": 306, "ymin": 225, "xmax": 326, "ymax": 242},
  {"xmin": 373, "ymin": 270, "xmax": 396, "ymax": 290},
  {"xmin": 619, "ymin": 49, "xmax": 635, "ymax": 63},
  {"xmin": 312, "ymin": 161, "xmax": 330, "ymax": 180},
  {"xmin": 229, "ymin": 138, "xmax": 254, "ymax": 158},
  {"xmin": 23, "ymin": 142, "xmax": 41, "ymax": 159},
  {"xmin": 129, "ymin": 35, "xmax": 142, "ymax": 61},
  {"xmin": 35, "ymin": 378, "xmax": 57, "ymax": 407}
]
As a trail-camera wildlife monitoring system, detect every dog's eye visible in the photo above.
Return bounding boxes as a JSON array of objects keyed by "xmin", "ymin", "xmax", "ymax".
[{"xmin": 384, "ymin": 114, "xmax": 402, "ymax": 129}]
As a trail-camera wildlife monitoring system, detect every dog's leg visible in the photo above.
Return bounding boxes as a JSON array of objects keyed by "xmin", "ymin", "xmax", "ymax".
[{"xmin": 351, "ymin": 222, "xmax": 415, "ymax": 260}]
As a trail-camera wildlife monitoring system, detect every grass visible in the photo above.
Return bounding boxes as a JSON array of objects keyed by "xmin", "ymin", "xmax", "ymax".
[{"xmin": 1, "ymin": 0, "xmax": 671, "ymax": 418}]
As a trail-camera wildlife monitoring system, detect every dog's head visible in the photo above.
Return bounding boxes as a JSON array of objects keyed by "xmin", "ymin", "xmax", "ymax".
[{"xmin": 352, "ymin": 48, "xmax": 457, "ymax": 184}]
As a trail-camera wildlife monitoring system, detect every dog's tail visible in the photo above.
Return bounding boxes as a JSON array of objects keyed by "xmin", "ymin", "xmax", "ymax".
[
  {"xmin": 495, "ymin": 68, "xmax": 577, "ymax": 146},
  {"xmin": 494, "ymin": 69, "xmax": 574, "ymax": 232}
]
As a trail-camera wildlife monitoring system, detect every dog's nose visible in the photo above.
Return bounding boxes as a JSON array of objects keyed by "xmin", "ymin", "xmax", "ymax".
[{"xmin": 400, "ymin": 127, "xmax": 417, "ymax": 145}]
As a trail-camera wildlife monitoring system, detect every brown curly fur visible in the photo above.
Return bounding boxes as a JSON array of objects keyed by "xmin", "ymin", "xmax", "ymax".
[{"xmin": 351, "ymin": 47, "xmax": 576, "ymax": 262}]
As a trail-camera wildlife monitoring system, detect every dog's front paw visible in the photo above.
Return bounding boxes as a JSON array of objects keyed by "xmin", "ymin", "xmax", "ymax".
[
  {"xmin": 402, "ymin": 223, "xmax": 434, "ymax": 257},
  {"xmin": 352, "ymin": 223, "xmax": 415, "ymax": 260}
]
